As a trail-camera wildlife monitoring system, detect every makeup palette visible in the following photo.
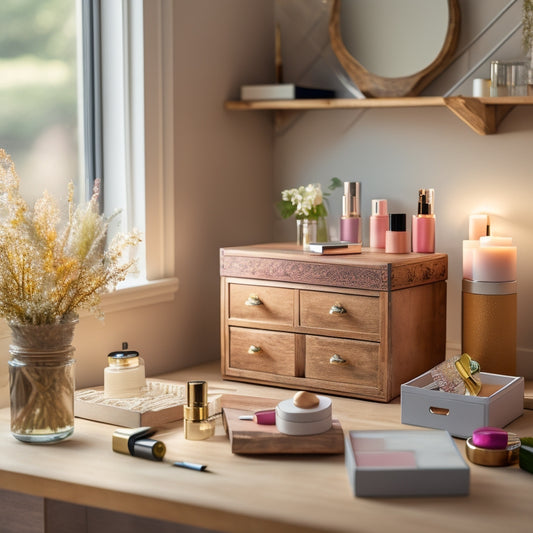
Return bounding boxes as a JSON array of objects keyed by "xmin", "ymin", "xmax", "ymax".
[{"xmin": 345, "ymin": 430, "xmax": 469, "ymax": 497}]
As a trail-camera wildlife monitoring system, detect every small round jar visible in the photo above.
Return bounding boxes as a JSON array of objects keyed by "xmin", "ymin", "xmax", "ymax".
[
  {"xmin": 465, "ymin": 432, "xmax": 521, "ymax": 466},
  {"xmin": 104, "ymin": 350, "xmax": 145, "ymax": 399},
  {"xmin": 276, "ymin": 395, "xmax": 332, "ymax": 436}
]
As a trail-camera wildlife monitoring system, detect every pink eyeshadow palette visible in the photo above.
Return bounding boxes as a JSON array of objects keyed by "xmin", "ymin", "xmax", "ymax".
[{"xmin": 345, "ymin": 430, "xmax": 470, "ymax": 497}]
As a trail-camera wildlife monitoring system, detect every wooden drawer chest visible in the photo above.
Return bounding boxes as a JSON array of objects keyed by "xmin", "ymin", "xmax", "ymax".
[{"xmin": 220, "ymin": 243, "xmax": 447, "ymax": 402}]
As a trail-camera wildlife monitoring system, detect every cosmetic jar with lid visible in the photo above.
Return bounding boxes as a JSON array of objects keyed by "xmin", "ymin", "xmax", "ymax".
[
  {"xmin": 276, "ymin": 395, "xmax": 332, "ymax": 436},
  {"xmin": 104, "ymin": 342, "xmax": 146, "ymax": 399},
  {"xmin": 184, "ymin": 380, "xmax": 215, "ymax": 440},
  {"xmin": 465, "ymin": 432, "xmax": 520, "ymax": 466}
]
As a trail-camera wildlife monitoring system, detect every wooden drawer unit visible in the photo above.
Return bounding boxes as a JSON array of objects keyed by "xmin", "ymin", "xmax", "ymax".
[{"xmin": 221, "ymin": 243, "xmax": 447, "ymax": 402}]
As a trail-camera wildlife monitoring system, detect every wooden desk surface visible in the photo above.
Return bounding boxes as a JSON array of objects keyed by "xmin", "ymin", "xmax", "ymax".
[{"xmin": 1, "ymin": 362, "xmax": 532, "ymax": 533}]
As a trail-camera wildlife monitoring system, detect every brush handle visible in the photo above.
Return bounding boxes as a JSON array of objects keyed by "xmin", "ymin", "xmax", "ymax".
[{"xmin": 239, "ymin": 409, "xmax": 276, "ymax": 425}]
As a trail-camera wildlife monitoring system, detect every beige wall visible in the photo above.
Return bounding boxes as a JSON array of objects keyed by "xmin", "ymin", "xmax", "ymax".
[{"xmin": 0, "ymin": 0, "xmax": 274, "ymax": 407}]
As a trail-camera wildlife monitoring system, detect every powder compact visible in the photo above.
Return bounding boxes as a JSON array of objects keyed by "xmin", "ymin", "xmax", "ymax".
[{"xmin": 276, "ymin": 391, "xmax": 332, "ymax": 436}]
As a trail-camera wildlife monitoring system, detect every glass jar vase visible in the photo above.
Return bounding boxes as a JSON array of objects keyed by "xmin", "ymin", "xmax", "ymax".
[
  {"xmin": 296, "ymin": 219, "xmax": 317, "ymax": 250},
  {"xmin": 8, "ymin": 320, "xmax": 77, "ymax": 443}
]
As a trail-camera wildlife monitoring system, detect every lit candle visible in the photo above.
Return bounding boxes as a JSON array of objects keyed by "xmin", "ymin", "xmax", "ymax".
[
  {"xmin": 472, "ymin": 245, "xmax": 517, "ymax": 282},
  {"xmin": 469, "ymin": 214, "xmax": 490, "ymax": 240},
  {"xmin": 462, "ymin": 240, "xmax": 479, "ymax": 280}
]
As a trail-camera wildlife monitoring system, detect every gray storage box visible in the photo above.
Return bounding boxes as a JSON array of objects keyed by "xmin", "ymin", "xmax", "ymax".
[
  {"xmin": 401, "ymin": 371, "xmax": 524, "ymax": 438},
  {"xmin": 345, "ymin": 429, "xmax": 469, "ymax": 498}
]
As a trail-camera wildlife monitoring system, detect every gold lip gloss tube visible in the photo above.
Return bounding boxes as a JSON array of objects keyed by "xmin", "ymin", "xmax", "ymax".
[{"xmin": 184, "ymin": 381, "xmax": 215, "ymax": 441}]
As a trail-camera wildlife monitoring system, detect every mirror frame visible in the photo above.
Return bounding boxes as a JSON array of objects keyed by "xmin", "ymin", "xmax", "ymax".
[{"xmin": 329, "ymin": 0, "xmax": 461, "ymax": 98}]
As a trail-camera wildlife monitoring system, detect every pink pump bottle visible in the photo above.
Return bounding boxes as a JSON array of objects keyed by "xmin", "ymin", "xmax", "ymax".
[
  {"xmin": 340, "ymin": 181, "xmax": 361, "ymax": 243},
  {"xmin": 369, "ymin": 199, "xmax": 388, "ymax": 249},
  {"xmin": 412, "ymin": 188, "xmax": 435, "ymax": 253}
]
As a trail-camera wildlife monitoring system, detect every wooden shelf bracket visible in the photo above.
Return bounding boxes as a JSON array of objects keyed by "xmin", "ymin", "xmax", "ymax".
[{"xmin": 444, "ymin": 96, "xmax": 515, "ymax": 135}]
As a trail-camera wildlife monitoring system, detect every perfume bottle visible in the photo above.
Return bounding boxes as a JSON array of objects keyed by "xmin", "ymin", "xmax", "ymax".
[
  {"xmin": 340, "ymin": 181, "xmax": 362, "ymax": 243},
  {"xmin": 412, "ymin": 188, "xmax": 435, "ymax": 253},
  {"xmin": 184, "ymin": 380, "xmax": 215, "ymax": 440}
]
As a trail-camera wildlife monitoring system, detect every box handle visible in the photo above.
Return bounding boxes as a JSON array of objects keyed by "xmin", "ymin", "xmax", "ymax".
[{"xmin": 429, "ymin": 406, "xmax": 450, "ymax": 416}]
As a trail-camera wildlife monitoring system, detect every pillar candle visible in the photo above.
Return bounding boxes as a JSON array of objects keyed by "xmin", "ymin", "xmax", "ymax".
[
  {"xmin": 462, "ymin": 240, "xmax": 479, "ymax": 280},
  {"xmin": 480, "ymin": 236, "xmax": 512, "ymax": 247},
  {"xmin": 472, "ymin": 245, "xmax": 517, "ymax": 282},
  {"xmin": 469, "ymin": 214, "xmax": 490, "ymax": 240}
]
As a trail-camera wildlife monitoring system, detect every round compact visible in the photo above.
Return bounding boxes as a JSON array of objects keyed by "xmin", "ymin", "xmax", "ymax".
[
  {"xmin": 465, "ymin": 432, "xmax": 521, "ymax": 466},
  {"xmin": 276, "ymin": 395, "xmax": 332, "ymax": 436}
]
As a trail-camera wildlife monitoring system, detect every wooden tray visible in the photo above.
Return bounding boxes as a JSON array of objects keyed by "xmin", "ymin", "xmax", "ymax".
[{"xmin": 221, "ymin": 394, "xmax": 344, "ymax": 455}]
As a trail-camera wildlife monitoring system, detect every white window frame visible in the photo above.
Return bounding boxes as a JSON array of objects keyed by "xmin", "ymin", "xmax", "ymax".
[{"xmin": 99, "ymin": 0, "xmax": 178, "ymax": 314}]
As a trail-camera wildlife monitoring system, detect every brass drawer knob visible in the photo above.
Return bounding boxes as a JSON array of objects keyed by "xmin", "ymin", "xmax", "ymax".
[
  {"xmin": 330, "ymin": 353, "xmax": 347, "ymax": 365},
  {"xmin": 329, "ymin": 303, "xmax": 346, "ymax": 315},
  {"xmin": 245, "ymin": 294, "xmax": 263, "ymax": 306},
  {"xmin": 248, "ymin": 345, "xmax": 262, "ymax": 354}
]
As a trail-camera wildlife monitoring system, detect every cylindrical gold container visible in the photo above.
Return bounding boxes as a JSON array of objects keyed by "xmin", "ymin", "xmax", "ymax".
[{"xmin": 462, "ymin": 279, "xmax": 517, "ymax": 376}]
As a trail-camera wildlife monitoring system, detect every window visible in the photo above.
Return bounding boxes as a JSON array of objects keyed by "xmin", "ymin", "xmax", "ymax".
[{"xmin": 0, "ymin": 0, "xmax": 177, "ymax": 319}]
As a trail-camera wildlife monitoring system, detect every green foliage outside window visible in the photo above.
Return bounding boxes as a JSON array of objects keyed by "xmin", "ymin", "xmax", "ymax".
[{"xmin": 0, "ymin": 0, "xmax": 78, "ymax": 200}]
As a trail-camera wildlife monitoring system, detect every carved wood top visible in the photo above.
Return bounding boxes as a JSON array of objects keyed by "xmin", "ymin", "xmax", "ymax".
[{"xmin": 220, "ymin": 243, "xmax": 447, "ymax": 291}]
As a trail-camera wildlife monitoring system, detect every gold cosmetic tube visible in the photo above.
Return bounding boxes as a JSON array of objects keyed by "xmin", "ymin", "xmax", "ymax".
[
  {"xmin": 462, "ymin": 280, "xmax": 517, "ymax": 376},
  {"xmin": 112, "ymin": 427, "xmax": 166, "ymax": 461},
  {"xmin": 184, "ymin": 381, "xmax": 215, "ymax": 440}
]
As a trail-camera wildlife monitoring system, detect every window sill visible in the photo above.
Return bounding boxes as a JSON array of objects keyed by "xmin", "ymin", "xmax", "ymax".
[
  {"xmin": 96, "ymin": 276, "xmax": 179, "ymax": 315},
  {"xmin": 0, "ymin": 277, "xmax": 179, "ymax": 339}
]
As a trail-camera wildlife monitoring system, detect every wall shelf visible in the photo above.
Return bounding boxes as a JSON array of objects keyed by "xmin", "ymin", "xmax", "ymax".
[{"xmin": 224, "ymin": 96, "xmax": 533, "ymax": 135}]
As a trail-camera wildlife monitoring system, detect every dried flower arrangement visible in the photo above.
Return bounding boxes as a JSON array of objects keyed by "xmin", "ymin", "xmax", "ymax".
[
  {"xmin": 1, "ymin": 148, "xmax": 141, "ymax": 441},
  {"xmin": 0, "ymin": 148, "xmax": 141, "ymax": 326}
]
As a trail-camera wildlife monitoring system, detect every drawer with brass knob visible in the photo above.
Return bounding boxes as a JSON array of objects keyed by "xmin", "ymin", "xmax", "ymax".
[
  {"xmin": 228, "ymin": 326, "xmax": 296, "ymax": 377},
  {"xmin": 300, "ymin": 290, "xmax": 380, "ymax": 340},
  {"xmin": 228, "ymin": 283, "xmax": 294, "ymax": 326},
  {"xmin": 305, "ymin": 335, "xmax": 381, "ymax": 393}
]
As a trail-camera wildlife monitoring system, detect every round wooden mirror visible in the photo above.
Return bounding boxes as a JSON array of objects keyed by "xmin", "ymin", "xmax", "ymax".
[{"xmin": 329, "ymin": 0, "xmax": 461, "ymax": 98}]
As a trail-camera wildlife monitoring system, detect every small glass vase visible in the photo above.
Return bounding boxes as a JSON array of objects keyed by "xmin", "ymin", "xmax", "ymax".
[
  {"xmin": 317, "ymin": 216, "xmax": 329, "ymax": 243},
  {"xmin": 296, "ymin": 219, "xmax": 317, "ymax": 249},
  {"xmin": 8, "ymin": 319, "xmax": 77, "ymax": 443}
]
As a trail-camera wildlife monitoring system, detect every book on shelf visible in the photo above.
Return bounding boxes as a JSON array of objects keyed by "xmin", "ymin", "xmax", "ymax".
[
  {"xmin": 240, "ymin": 83, "xmax": 335, "ymax": 101},
  {"xmin": 307, "ymin": 241, "xmax": 362, "ymax": 255}
]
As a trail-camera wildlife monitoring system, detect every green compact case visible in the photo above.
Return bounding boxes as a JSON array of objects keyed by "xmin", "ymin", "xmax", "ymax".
[{"xmin": 519, "ymin": 437, "xmax": 533, "ymax": 474}]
